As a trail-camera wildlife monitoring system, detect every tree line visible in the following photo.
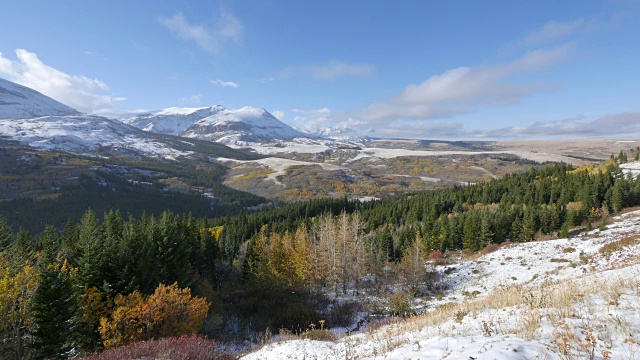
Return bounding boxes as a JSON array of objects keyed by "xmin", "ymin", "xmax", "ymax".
[{"xmin": 1, "ymin": 153, "xmax": 639, "ymax": 358}]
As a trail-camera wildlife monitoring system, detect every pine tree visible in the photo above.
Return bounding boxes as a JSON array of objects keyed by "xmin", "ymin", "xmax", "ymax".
[
  {"xmin": 520, "ymin": 209, "xmax": 538, "ymax": 242},
  {"xmin": 611, "ymin": 182, "xmax": 624, "ymax": 214},
  {"xmin": 0, "ymin": 217, "xmax": 13, "ymax": 252},
  {"xmin": 40, "ymin": 225, "xmax": 60, "ymax": 265},
  {"xmin": 32, "ymin": 264, "xmax": 77, "ymax": 359},
  {"xmin": 479, "ymin": 211, "xmax": 494, "ymax": 248},
  {"xmin": 75, "ymin": 210, "xmax": 103, "ymax": 289}
]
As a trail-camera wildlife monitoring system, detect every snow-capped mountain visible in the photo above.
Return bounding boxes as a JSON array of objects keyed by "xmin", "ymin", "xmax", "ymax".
[
  {"xmin": 123, "ymin": 106, "xmax": 315, "ymax": 145},
  {"xmin": 0, "ymin": 78, "xmax": 192, "ymax": 158},
  {"xmin": 124, "ymin": 106, "xmax": 226, "ymax": 136},
  {"xmin": 0, "ymin": 78, "xmax": 79, "ymax": 119}
]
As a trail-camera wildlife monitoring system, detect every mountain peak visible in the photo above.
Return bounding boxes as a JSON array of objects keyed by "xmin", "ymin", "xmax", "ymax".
[
  {"xmin": 0, "ymin": 78, "xmax": 80, "ymax": 119},
  {"xmin": 124, "ymin": 104, "xmax": 316, "ymax": 145}
]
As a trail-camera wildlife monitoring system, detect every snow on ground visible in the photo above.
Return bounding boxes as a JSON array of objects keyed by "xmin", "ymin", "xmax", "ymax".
[
  {"xmin": 0, "ymin": 115, "xmax": 193, "ymax": 159},
  {"xmin": 348, "ymin": 147, "xmax": 578, "ymax": 164},
  {"xmin": 621, "ymin": 161, "xmax": 640, "ymax": 177},
  {"xmin": 437, "ymin": 211, "xmax": 640, "ymax": 304},
  {"xmin": 0, "ymin": 78, "xmax": 79, "ymax": 119},
  {"xmin": 233, "ymin": 140, "xmax": 333, "ymax": 155},
  {"xmin": 215, "ymin": 156, "xmax": 346, "ymax": 186},
  {"xmin": 242, "ymin": 211, "xmax": 640, "ymax": 360}
]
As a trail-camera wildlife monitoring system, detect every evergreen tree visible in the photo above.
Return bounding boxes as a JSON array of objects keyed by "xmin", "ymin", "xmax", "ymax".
[
  {"xmin": 40, "ymin": 225, "xmax": 60, "ymax": 265},
  {"xmin": 0, "ymin": 217, "xmax": 13, "ymax": 252},
  {"xmin": 31, "ymin": 265, "xmax": 77, "ymax": 359}
]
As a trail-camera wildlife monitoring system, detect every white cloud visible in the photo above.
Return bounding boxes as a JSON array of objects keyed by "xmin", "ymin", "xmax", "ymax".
[
  {"xmin": 290, "ymin": 108, "xmax": 334, "ymax": 132},
  {"xmin": 271, "ymin": 110, "xmax": 285, "ymax": 120},
  {"xmin": 0, "ymin": 49, "xmax": 124, "ymax": 114},
  {"xmin": 257, "ymin": 77, "xmax": 275, "ymax": 83},
  {"xmin": 487, "ymin": 111, "xmax": 640, "ymax": 138},
  {"xmin": 520, "ymin": 20, "xmax": 585, "ymax": 45},
  {"xmin": 374, "ymin": 121, "xmax": 468, "ymax": 139},
  {"xmin": 278, "ymin": 61, "xmax": 375, "ymax": 80},
  {"xmin": 373, "ymin": 110, "xmax": 640, "ymax": 140},
  {"xmin": 178, "ymin": 94, "xmax": 202, "ymax": 104},
  {"xmin": 358, "ymin": 44, "xmax": 574, "ymax": 123},
  {"xmin": 211, "ymin": 79, "xmax": 239, "ymax": 88},
  {"xmin": 158, "ymin": 12, "xmax": 243, "ymax": 54}
]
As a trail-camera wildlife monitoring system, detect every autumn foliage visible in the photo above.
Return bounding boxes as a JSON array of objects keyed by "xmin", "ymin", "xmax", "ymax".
[
  {"xmin": 81, "ymin": 335, "xmax": 233, "ymax": 360},
  {"xmin": 99, "ymin": 282, "xmax": 210, "ymax": 348}
]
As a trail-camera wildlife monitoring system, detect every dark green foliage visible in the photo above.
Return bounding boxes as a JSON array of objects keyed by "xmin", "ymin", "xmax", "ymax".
[
  {"xmin": 32, "ymin": 266, "xmax": 77, "ymax": 360},
  {"xmin": 1, "ymin": 159, "xmax": 640, "ymax": 357},
  {"xmin": 0, "ymin": 217, "xmax": 13, "ymax": 251}
]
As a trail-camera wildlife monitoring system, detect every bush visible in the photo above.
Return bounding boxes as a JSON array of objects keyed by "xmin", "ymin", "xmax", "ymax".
[
  {"xmin": 99, "ymin": 283, "xmax": 210, "ymax": 348},
  {"xmin": 428, "ymin": 250, "xmax": 446, "ymax": 265},
  {"xmin": 81, "ymin": 335, "xmax": 234, "ymax": 360},
  {"xmin": 482, "ymin": 243, "xmax": 500, "ymax": 255},
  {"xmin": 387, "ymin": 292, "xmax": 415, "ymax": 318},
  {"xmin": 300, "ymin": 329, "xmax": 336, "ymax": 341}
]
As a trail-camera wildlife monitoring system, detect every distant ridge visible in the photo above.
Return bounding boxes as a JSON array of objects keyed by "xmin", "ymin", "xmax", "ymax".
[{"xmin": 123, "ymin": 105, "xmax": 316, "ymax": 145}]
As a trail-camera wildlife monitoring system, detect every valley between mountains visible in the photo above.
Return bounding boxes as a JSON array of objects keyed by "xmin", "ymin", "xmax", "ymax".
[{"xmin": 2, "ymin": 77, "xmax": 640, "ymax": 359}]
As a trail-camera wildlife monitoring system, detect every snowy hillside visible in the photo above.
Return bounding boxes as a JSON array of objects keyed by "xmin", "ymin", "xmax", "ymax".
[
  {"xmin": 123, "ymin": 106, "xmax": 225, "ymax": 135},
  {"xmin": 0, "ymin": 78, "xmax": 79, "ymax": 119},
  {"xmin": 0, "ymin": 78, "xmax": 195, "ymax": 158},
  {"xmin": 243, "ymin": 210, "xmax": 640, "ymax": 360},
  {"xmin": 123, "ymin": 105, "xmax": 315, "ymax": 145},
  {"xmin": 0, "ymin": 115, "xmax": 191, "ymax": 158}
]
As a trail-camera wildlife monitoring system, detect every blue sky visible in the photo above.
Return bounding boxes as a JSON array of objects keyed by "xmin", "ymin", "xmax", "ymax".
[{"xmin": 1, "ymin": 0, "xmax": 639, "ymax": 139}]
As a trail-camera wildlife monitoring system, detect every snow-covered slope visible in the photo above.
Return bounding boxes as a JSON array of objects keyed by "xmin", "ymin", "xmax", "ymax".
[
  {"xmin": 123, "ymin": 106, "xmax": 225, "ymax": 136},
  {"xmin": 123, "ymin": 105, "xmax": 315, "ymax": 145},
  {"xmin": 0, "ymin": 115, "xmax": 191, "ymax": 158},
  {"xmin": 243, "ymin": 210, "xmax": 640, "ymax": 360},
  {"xmin": 0, "ymin": 78, "xmax": 192, "ymax": 158},
  {"xmin": 0, "ymin": 78, "xmax": 79, "ymax": 119}
]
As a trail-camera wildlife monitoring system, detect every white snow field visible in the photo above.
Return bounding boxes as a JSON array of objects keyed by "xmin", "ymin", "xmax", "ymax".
[
  {"xmin": 621, "ymin": 161, "xmax": 640, "ymax": 178},
  {"xmin": 242, "ymin": 210, "xmax": 640, "ymax": 360}
]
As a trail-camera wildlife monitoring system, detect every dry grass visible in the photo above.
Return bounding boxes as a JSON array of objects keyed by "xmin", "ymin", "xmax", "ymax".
[
  {"xmin": 599, "ymin": 235, "xmax": 640, "ymax": 255},
  {"xmin": 349, "ymin": 266, "xmax": 640, "ymax": 359}
]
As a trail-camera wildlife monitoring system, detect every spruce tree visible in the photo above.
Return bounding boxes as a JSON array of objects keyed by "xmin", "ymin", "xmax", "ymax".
[
  {"xmin": 0, "ymin": 216, "xmax": 13, "ymax": 252},
  {"xmin": 32, "ymin": 265, "xmax": 77, "ymax": 360}
]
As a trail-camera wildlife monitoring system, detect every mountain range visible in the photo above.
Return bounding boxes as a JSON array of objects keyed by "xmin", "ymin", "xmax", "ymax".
[
  {"xmin": 122, "ymin": 105, "xmax": 313, "ymax": 145},
  {"xmin": 0, "ymin": 78, "xmax": 326, "ymax": 157}
]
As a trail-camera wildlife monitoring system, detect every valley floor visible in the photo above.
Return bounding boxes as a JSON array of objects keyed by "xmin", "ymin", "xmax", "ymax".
[{"xmin": 242, "ymin": 210, "xmax": 640, "ymax": 359}]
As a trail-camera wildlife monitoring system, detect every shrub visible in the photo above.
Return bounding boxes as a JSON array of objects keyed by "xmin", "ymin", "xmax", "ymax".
[
  {"xmin": 99, "ymin": 283, "xmax": 210, "ymax": 348},
  {"xmin": 81, "ymin": 335, "xmax": 234, "ymax": 360},
  {"xmin": 428, "ymin": 250, "xmax": 446, "ymax": 265},
  {"xmin": 300, "ymin": 329, "xmax": 336, "ymax": 341},
  {"xmin": 387, "ymin": 292, "xmax": 415, "ymax": 318},
  {"xmin": 482, "ymin": 243, "xmax": 500, "ymax": 255},
  {"xmin": 562, "ymin": 247, "xmax": 576, "ymax": 253},
  {"xmin": 550, "ymin": 258, "xmax": 570, "ymax": 263}
]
